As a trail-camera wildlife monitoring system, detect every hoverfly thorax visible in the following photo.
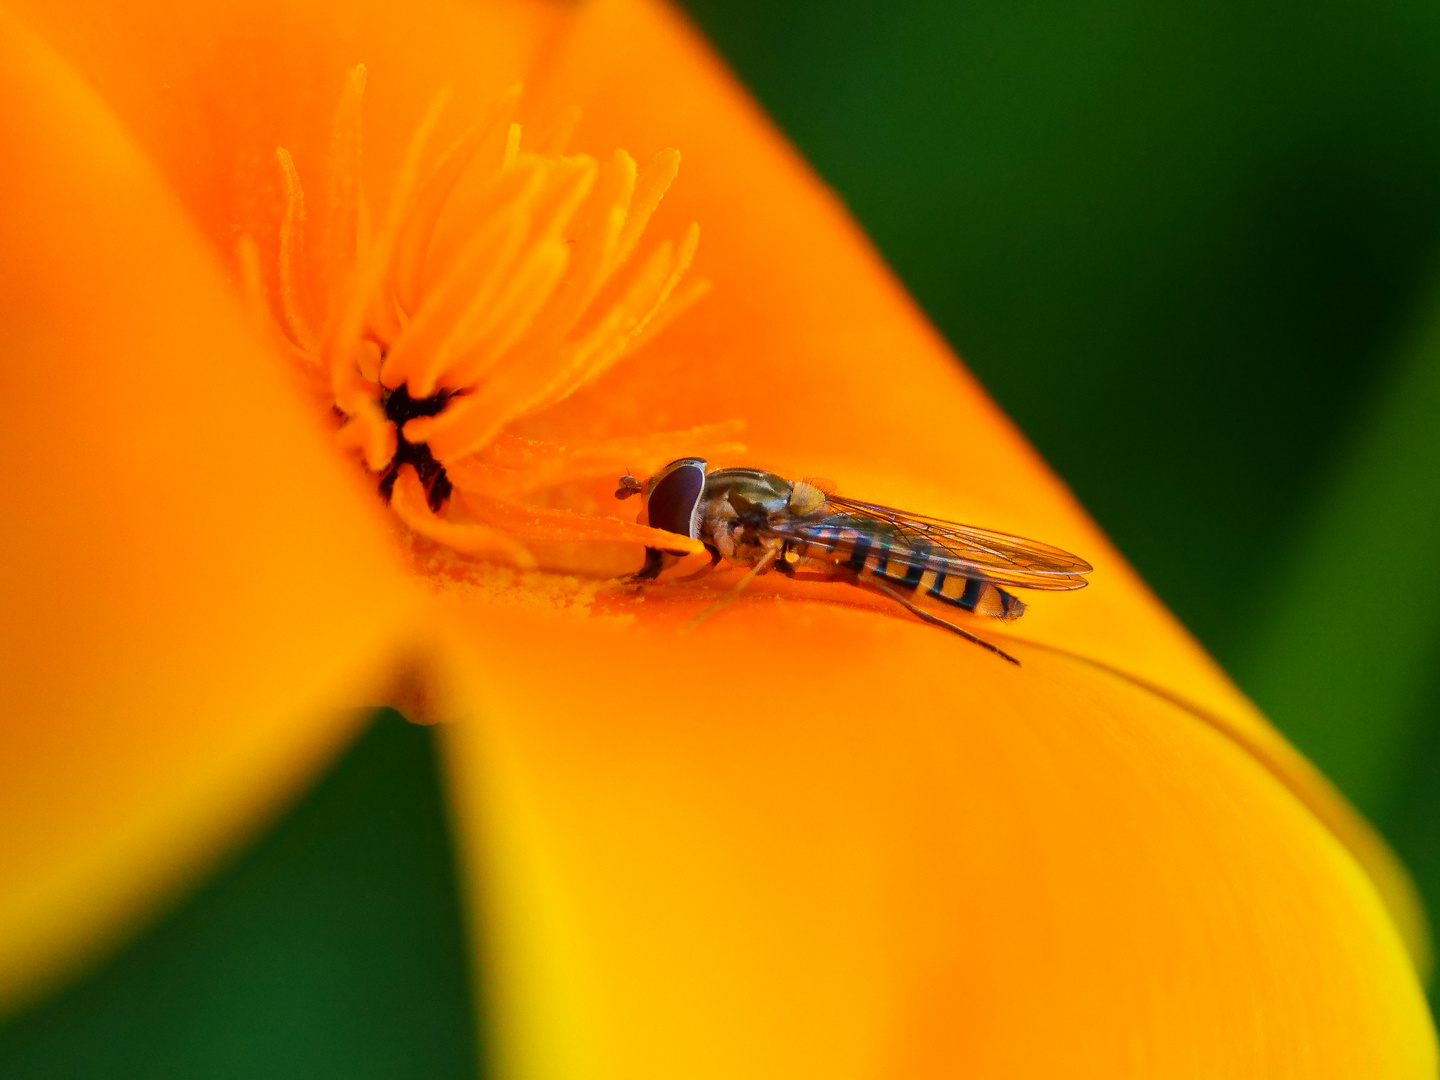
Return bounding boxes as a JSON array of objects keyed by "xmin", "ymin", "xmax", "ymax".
[{"xmin": 695, "ymin": 468, "xmax": 799, "ymax": 565}]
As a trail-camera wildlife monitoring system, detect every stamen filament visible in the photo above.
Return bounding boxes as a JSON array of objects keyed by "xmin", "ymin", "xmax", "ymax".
[
  {"xmin": 383, "ymin": 206, "xmax": 532, "ymax": 394},
  {"xmin": 454, "ymin": 489, "xmax": 704, "ymax": 554},
  {"xmin": 555, "ymin": 220, "xmax": 701, "ymax": 396},
  {"xmin": 275, "ymin": 147, "xmax": 319, "ymax": 352},
  {"xmin": 613, "ymin": 149, "xmax": 681, "ymax": 271},
  {"xmin": 335, "ymin": 396, "xmax": 397, "ymax": 472},
  {"xmin": 621, "ymin": 276, "xmax": 713, "ymax": 356},
  {"xmin": 523, "ymin": 150, "xmax": 635, "ymax": 350},
  {"xmin": 325, "ymin": 82, "xmax": 450, "ymax": 395},
  {"xmin": 407, "ymin": 222, "xmax": 700, "ymax": 462},
  {"xmin": 390, "ymin": 465, "xmax": 538, "ymax": 567},
  {"xmin": 322, "ymin": 64, "xmax": 367, "ymax": 320},
  {"xmin": 392, "ymin": 84, "xmax": 521, "ymax": 315},
  {"xmin": 442, "ymin": 238, "xmax": 569, "ymax": 387}
]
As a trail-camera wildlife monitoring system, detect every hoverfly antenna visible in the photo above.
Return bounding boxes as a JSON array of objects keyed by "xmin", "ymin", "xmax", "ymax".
[{"xmin": 615, "ymin": 473, "xmax": 644, "ymax": 500}]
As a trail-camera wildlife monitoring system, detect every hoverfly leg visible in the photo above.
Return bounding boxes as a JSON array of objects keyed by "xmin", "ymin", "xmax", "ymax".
[
  {"xmin": 682, "ymin": 545, "xmax": 780, "ymax": 631},
  {"xmin": 619, "ymin": 546, "xmax": 667, "ymax": 586},
  {"xmin": 672, "ymin": 544, "xmax": 723, "ymax": 583},
  {"xmin": 863, "ymin": 576, "xmax": 1020, "ymax": 665},
  {"xmin": 621, "ymin": 544, "xmax": 720, "ymax": 588}
]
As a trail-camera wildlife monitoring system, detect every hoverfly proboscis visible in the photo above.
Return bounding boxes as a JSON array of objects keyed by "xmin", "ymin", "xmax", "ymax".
[{"xmin": 615, "ymin": 458, "xmax": 1092, "ymax": 664}]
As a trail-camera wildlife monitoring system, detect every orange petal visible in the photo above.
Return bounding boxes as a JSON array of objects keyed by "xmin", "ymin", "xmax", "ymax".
[
  {"xmin": 439, "ymin": 598, "xmax": 1436, "ymax": 1079},
  {"xmin": 8, "ymin": 0, "xmax": 565, "ymax": 305},
  {"xmin": 0, "ymin": 10, "xmax": 418, "ymax": 1010},
  {"xmin": 516, "ymin": 0, "xmax": 1426, "ymax": 964}
]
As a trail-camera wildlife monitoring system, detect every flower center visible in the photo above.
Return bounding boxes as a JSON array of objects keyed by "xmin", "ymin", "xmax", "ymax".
[
  {"xmin": 243, "ymin": 64, "xmax": 745, "ymax": 573},
  {"xmin": 376, "ymin": 386, "xmax": 456, "ymax": 511}
]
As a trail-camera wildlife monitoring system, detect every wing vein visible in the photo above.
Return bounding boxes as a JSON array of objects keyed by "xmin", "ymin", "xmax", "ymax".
[{"xmin": 765, "ymin": 495, "xmax": 1093, "ymax": 591}]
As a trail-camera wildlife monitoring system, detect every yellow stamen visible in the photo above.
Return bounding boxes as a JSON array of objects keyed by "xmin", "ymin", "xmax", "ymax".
[
  {"xmin": 325, "ymin": 85, "xmax": 449, "ymax": 394},
  {"xmin": 407, "ymin": 222, "xmax": 700, "ymax": 461},
  {"xmin": 390, "ymin": 466, "xmax": 537, "ymax": 567},
  {"xmin": 274, "ymin": 147, "xmax": 319, "ymax": 352},
  {"xmin": 267, "ymin": 72, "xmax": 714, "ymax": 574},
  {"xmin": 335, "ymin": 400, "xmax": 397, "ymax": 473},
  {"xmin": 392, "ymin": 85, "xmax": 521, "ymax": 315},
  {"xmin": 237, "ymin": 232, "xmax": 331, "ymax": 402},
  {"xmin": 322, "ymin": 64, "xmax": 367, "ymax": 319},
  {"xmin": 622, "ymin": 276, "xmax": 713, "ymax": 357},
  {"xmin": 614, "ymin": 149, "xmax": 681, "ymax": 271},
  {"xmin": 453, "ymin": 489, "xmax": 704, "ymax": 554},
  {"xmin": 524, "ymin": 149, "xmax": 635, "ymax": 354},
  {"xmin": 382, "ymin": 203, "xmax": 533, "ymax": 395}
]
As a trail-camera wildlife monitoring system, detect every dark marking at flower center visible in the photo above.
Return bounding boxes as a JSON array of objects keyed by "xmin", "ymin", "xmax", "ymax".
[{"xmin": 377, "ymin": 385, "xmax": 455, "ymax": 512}]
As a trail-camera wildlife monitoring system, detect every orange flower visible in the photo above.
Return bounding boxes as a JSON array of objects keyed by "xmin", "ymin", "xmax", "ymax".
[{"xmin": 0, "ymin": 0, "xmax": 1434, "ymax": 1075}]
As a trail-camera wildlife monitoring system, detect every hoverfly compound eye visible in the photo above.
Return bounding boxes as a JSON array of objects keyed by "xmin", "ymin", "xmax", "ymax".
[{"xmin": 644, "ymin": 458, "xmax": 708, "ymax": 539}]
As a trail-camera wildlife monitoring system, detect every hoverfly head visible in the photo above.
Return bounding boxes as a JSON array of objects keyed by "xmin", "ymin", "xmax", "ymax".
[{"xmin": 639, "ymin": 457, "xmax": 708, "ymax": 539}]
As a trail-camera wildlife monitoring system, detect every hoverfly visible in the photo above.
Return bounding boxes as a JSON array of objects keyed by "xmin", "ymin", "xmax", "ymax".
[{"xmin": 615, "ymin": 458, "xmax": 1092, "ymax": 664}]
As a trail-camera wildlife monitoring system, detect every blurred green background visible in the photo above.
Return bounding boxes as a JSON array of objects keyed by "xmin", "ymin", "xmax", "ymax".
[{"xmin": 4, "ymin": 0, "xmax": 1440, "ymax": 1073}]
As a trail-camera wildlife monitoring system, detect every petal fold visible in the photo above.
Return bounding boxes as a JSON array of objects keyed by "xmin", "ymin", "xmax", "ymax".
[{"xmin": 0, "ymin": 7, "xmax": 415, "ymax": 1010}]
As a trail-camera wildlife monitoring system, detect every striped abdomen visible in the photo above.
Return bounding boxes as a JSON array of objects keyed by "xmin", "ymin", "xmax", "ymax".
[{"xmin": 790, "ymin": 523, "xmax": 1026, "ymax": 621}]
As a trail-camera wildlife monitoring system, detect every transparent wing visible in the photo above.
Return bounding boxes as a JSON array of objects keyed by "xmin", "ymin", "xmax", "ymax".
[{"xmin": 768, "ymin": 494, "xmax": 1093, "ymax": 591}]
